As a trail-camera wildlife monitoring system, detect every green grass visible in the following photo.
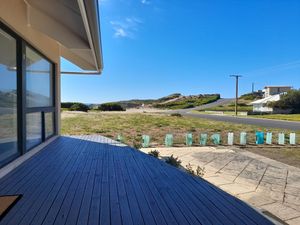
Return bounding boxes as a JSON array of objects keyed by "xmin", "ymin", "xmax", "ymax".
[
  {"xmin": 61, "ymin": 112, "xmax": 299, "ymax": 146},
  {"xmin": 250, "ymin": 114, "xmax": 300, "ymax": 122}
]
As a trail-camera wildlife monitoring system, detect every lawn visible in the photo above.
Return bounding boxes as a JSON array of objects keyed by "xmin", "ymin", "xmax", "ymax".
[
  {"xmin": 245, "ymin": 147, "xmax": 300, "ymax": 168},
  {"xmin": 61, "ymin": 111, "xmax": 299, "ymax": 147},
  {"xmin": 250, "ymin": 114, "xmax": 300, "ymax": 122}
]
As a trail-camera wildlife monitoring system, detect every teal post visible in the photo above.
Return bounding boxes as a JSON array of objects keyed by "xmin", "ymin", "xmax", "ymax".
[
  {"xmin": 228, "ymin": 132, "xmax": 234, "ymax": 145},
  {"xmin": 240, "ymin": 132, "xmax": 247, "ymax": 145},
  {"xmin": 117, "ymin": 134, "xmax": 123, "ymax": 143},
  {"xmin": 278, "ymin": 133, "xmax": 285, "ymax": 145},
  {"xmin": 186, "ymin": 133, "xmax": 193, "ymax": 146},
  {"xmin": 266, "ymin": 132, "xmax": 272, "ymax": 145},
  {"xmin": 200, "ymin": 134, "xmax": 208, "ymax": 146},
  {"xmin": 165, "ymin": 134, "xmax": 173, "ymax": 147},
  {"xmin": 255, "ymin": 132, "xmax": 264, "ymax": 144},
  {"xmin": 290, "ymin": 133, "xmax": 296, "ymax": 145},
  {"xmin": 142, "ymin": 135, "xmax": 150, "ymax": 148},
  {"xmin": 211, "ymin": 134, "xmax": 221, "ymax": 145}
]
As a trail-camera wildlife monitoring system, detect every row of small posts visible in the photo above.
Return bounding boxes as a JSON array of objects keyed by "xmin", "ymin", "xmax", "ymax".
[{"xmin": 138, "ymin": 132, "xmax": 297, "ymax": 148}]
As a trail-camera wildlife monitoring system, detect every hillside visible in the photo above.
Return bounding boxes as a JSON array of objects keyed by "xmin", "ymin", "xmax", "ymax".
[
  {"xmin": 197, "ymin": 92, "xmax": 263, "ymax": 112},
  {"xmin": 99, "ymin": 93, "xmax": 221, "ymax": 110}
]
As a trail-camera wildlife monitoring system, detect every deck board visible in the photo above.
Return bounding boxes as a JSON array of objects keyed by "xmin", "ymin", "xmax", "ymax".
[{"xmin": 0, "ymin": 135, "xmax": 274, "ymax": 225}]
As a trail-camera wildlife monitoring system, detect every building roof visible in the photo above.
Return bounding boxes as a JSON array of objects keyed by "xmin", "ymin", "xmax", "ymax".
[
  {"xmin": 25, "ymin": 0, "xmax": 103, "ymax": 73},
  {"xmin": 264, "ymin": 86, "xmax": 292, "ymax": 88},
  {"xmin": 250, "ymin": 94, "xmax": 281, "ymax": 105}
]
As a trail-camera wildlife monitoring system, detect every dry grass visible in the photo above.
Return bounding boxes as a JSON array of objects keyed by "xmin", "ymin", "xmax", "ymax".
[{"xmin": 61, "ymin": 111, "xmax": 300, "ymax": 147}]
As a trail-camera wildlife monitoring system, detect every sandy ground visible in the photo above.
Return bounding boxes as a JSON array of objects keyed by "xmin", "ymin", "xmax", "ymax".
[{"xmin": 61, "ymin": 108, "xmax": 168, "ymax": 119}]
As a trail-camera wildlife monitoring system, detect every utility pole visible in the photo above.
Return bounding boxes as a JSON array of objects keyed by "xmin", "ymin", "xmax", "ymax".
[
  {"xmin": 252, "ymin": 82, "xmax": 255, "ymax": 93},
  {"xmin": 230, "ymin": 75, "xmax": 242, "ymax": 116}
]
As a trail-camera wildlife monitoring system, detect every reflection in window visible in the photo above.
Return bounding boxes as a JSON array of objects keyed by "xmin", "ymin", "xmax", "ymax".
[
  {"xmin": 26, "ymin": 112, "xmax": 42, "ymax": 150},
  {"xmin": 26, "ymin": 47, "xmax": 52, "ymax": 107},
  {"xmin": 0, "ymin": 28, "xmax": 18, "ymax": 164},
  {"xmin": 45, "ymin": 112, "xmax": 54, "ymax": 138}
]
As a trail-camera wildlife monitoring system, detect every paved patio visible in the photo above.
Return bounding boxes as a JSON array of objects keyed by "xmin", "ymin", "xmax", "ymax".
[{"xmin": 141, "ymin": 147, "xmax": 300, "ymax": 225}]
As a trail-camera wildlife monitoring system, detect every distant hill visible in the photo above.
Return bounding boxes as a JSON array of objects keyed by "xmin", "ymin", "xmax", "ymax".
[
  {"xmin": 0, "ymin": 90, "xmax": 50, "ymax": 108},
  {"xmin": 96, "ymin": 93, "xmax": 221, "ymax": 110}
]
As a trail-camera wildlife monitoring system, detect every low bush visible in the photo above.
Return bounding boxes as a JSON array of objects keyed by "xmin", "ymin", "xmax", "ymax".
[
  {"xmin": 148, "ymin": 150, "xmax": 160, "ymax": 158},
  {"xmin": 69, "ymin": 103, "xmax": 89, "ymax": 112},
  {"xmin": 97, "ymin": 103, "xmax": 125, "ymax": 111},
  {"xmin": 186, "ymin": 163, "xmax": 195, "ymax": 175},
  {"xmin": 186, "ymin": 163, "xmax": 205, "ymax": 177},
  {"xmin": 170, "ymin": 113, "xmax": 182, "ymax": 117},
  {"xmin": 196, "ymin": 166, "xmax": 205, "ymax": 177},
  {"xmin": 165, "ymin": 155, "xmax": 182, "ymax": 167}
]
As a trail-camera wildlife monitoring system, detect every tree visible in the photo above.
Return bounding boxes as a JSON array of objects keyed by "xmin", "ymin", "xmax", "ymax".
[
  {"xmin": 69, "ymin": 103, "xmax": 90, "ymax": 112},
  {"xmin": 97, "ymin": 103, "xmax": 125, "ymax": 111},
  {"xmin": 271, "ymin": 90, "xmax": 300, "ymax": 113}
]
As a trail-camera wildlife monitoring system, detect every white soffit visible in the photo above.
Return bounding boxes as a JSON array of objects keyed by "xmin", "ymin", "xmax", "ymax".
[{"xmin": 24, "ymin": 0, "xmax": 103, "ymax": 73}]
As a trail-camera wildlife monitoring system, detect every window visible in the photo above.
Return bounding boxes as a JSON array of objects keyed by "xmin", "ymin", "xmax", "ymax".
[
  {"xmin": 45, "ymin": 112, "xmax": 54, "ymax": 138},
  {"xmin": 25, "ymin": 46, "xmax": 55, "ymax": 151},
  {"xmin": 0, "ymin": 28, "xmax": 19, "ymax": 164},
  {"xmin": 26, "ymin": 46, "xmax": 53, "ymax": 108},
  {"xmin": 0, "ymin": 22, "xmax": 56, "ymax": 167},
  {"xmin": 26, "ymin": 112, "xmax": 42, "ymax": 150}
]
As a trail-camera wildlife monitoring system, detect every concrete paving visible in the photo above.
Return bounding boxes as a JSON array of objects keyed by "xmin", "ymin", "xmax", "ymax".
[{"xmin": 141, "ymin": 146, "xmax": 300, "ymax": 225}]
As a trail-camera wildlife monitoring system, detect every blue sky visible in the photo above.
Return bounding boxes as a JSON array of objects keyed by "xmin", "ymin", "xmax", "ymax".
[{"xmin": 61, "ymin": 0, "xmax": 300, "ymax": 104}]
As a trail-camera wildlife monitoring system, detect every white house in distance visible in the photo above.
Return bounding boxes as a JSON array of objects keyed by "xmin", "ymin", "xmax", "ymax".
[
  {"xmin": 250, "ymin": 85, "xmax": 292, "ymax": 113},
  {"xmin": 263, "ymin": 86, "xmax": 292, "ymax": 98},
  {"xmin": 250, "ymin": 94, "xmax": 281, "ymax": 113}
]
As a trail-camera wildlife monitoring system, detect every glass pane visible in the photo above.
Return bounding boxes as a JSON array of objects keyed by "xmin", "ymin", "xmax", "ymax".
[
  {"xmin": 26, "ymin": 112, "xmax": 42, "ymax": 150},
  {"xmin": 26, "ymin": 47, "xmax": 52, "ymax": 107},
  {"xmin": 0, "ymin": 28, "xmax": 18, "ymax": 164},
  {"xmin": 45, "ymin": 112, "xmax": 54, "ymax": 138}
]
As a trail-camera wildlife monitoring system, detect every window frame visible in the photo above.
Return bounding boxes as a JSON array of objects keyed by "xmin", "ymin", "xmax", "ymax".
[{"xmin": 0, "ymin": 21, "xmax": 57, "ymax": 167}]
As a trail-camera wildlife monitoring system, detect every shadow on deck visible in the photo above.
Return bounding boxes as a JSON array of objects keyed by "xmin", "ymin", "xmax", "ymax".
[{"xmin": 0, "ymin": 135, "xmax": 274, "ymax": 225}]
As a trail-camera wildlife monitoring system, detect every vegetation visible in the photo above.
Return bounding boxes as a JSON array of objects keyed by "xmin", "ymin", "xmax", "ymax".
[
  {"xmin": 270, "ymin": 89, "xmax": 300, "ymax": 113},
  {"xmin": 165, "ymin": 155, "xmax": 182, "ymax": 167},
  {"xmin": 153, "ymin": 94, "xmax": 220, "ymax": 109},
  {"xmin": 97, "ymin": 103, "xmax": 125, "ymax": 111},
  {"xmin": 199, "ymin": 102, "xmax": 252, "ymax": 112},
  {"xmin": 250, "ymin": 114, "xmax": 300, "ymax": 122},
  {"xmin": 170, "ymin": 113, "xmax": 182, "ymax": 117},
  {"xmin": 61, "ymin": 112, "xmax": 299, "ymax": 146},
  {"xmin": 69, "ymin": 103, "xmax": 90, "ymax": 112},
  {"xmin": 99, "ymin": 93, "xmax": 220, "ymax": 110},
  {"xmin": 148, "ymin": 150, "xmax": 160, "ymax": 158},
  {"xmin": 245, "ymin": 147, "xmax": 300, "ymax": 168},
  {"xmin": 240, "ymin": 92, "xmax": 263, "ymax": 101}
]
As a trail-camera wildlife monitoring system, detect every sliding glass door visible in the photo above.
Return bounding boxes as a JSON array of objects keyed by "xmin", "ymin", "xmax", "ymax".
[
  {"xmin": 0, "ymin": 28, "xmax": 19, "ymax": 165},
  {"xmin": 0, "ymin": 22, "xmax": 56, "ymax": 167}
]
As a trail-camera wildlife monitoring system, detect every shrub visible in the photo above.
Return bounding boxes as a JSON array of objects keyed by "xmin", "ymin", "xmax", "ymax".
[
  {"xmin": 69, "ymin": 103, "xmax": 89, "ymax": 112},
  {"xmin": 97, "ymin": 103, "xmax": 125, "ymax": 111},
  {"xmin": 132, "ymin": 141, "xmax": 142, "ymax": 149},
  {"xmin": 196, "ymin": 166, "xmax": 205, "ymax": 177},
  {"xmin": 170, "ymin": 113, "xmax": 182, "ymax": 117},
  {"xmin": 186, "ymin": 163, "xmax": 195, "ymax": 175},
  {"xmin": 165, "ymin": 155, "xmax": 182, "ymax": 167},
  {"xmin": 148, "ymin": 150, "xmax": 160, "ymax": 158},
  {"xmin": 186, "ymin": 164, "xmax": 205, "ymax": 177},
  {"xmin": 270, "ymin": 90, "xmax": 300, "ymax": 113}
]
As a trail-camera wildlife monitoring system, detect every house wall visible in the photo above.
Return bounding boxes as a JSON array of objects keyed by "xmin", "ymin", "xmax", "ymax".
[
  {"xmin": 0, "ymin": 0, "xmax": 61, "ymax": 135},
  {"xmin": 264, "ymin": 87, "xmax": 291, "ymax": 98},
  {"xmin": 253, "ymin": 104, "xmax": 273, "ymax": 112}
]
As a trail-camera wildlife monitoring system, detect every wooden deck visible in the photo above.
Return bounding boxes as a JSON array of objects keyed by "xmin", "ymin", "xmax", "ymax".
[{"xmin": 0, "ymin": 135, "xmax": 274, "ymax": 225}]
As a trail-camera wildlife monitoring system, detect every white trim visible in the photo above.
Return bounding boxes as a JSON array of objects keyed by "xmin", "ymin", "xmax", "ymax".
[{"xmin": 77, "ymin": 0, "xmax": 101, "ymax": 73}]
